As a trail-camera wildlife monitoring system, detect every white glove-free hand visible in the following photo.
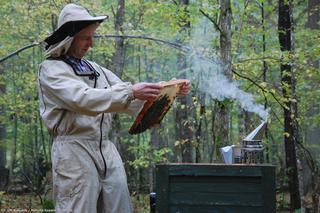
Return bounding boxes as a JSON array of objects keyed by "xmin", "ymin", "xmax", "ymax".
[
  {"xmin": 132, "ymin": 82, "xmax": 163, "ymax": 101},
  {"xmin": 177, "ymin": 80, "xmax": 190, "ymax": 96},
  {"xmin": 170, "ymin": 78, "xmax": 190, "ymax": 96}
]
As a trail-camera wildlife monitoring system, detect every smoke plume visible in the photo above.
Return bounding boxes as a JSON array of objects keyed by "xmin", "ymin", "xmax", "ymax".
[{"xmin": 185, "ymin": 18, "xmax": 268, "ymax": 121}]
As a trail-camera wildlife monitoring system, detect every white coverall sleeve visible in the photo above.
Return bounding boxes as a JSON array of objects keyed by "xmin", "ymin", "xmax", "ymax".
[
  {"xmin": 39, "ymin": 61, "xmax": 137, "ymax": 116},
  {"xmin": 92, "ymin": 62, "xmax": 145, "ymax": 116}
]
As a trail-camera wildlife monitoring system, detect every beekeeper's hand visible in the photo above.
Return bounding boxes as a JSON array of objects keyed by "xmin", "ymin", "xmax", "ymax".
[
  {"xmin": 170, "ymin": 78, "xmax": 190, "ymax": 96},
  {"xmin": 132, "ymin": 82, "xmax": 163, "ymax": 101},
  {"xmin": 177, "ymin": 80, "xmax": 190, "ymax": 96}
]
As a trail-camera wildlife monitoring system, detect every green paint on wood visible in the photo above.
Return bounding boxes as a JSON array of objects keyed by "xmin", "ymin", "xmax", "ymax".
[{"xmin": 156, "ymin": 164, "xmax": 275, "ymax": 213}]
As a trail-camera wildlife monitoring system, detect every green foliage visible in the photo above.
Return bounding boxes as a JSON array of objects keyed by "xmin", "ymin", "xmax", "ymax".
[
  {"xmin": 0, "ymin": 191, "xmax": 4, "ymax": 207},
  {"xmin": 131, "ymin": 193, "xmax": 149, "ymax": 213},
  {"xmin": 41, "ymin": 198, "xmax": 54, "ymax": 211},
  {"xmin": 127, "ymin": 137, "xmax": 172, "ymax": 169}
]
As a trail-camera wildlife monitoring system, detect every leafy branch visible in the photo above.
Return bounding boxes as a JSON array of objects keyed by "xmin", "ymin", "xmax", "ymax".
[
  {"xmin": 231, "ymin": 67, "xmax": 286, "ymax": 110},
  {"xmin": 199, "ymin": 8, "xmax": 224, "ymax": 37},
  {"xmin": 0, "ymin": 42, "xmax": 40, "ymax": 63},
  {"xmin": 94, "ymin": 34, "xmax": 192, "ymax": 52},
  {"xmin": 0, "ymin": 35, "xmax": 193, "ymax": 64}
]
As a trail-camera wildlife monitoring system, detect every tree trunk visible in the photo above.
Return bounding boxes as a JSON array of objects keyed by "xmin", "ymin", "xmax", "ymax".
[
  {"xmin": 214, "ymin": 0, "xmax": 232, "ymax": 154},
  {"xmin": 195, "ymin": 93, "xmax": 205, "ymax": 163},
  {"xmin": 0, "ymin": 66, "xmax": 8, "ymax": 191},
  {"xmin": 306, "ymin": 0, "xmax": 320, "ymax": 29},
  {"xmin": 175, "ymin": 0, "xmax": 193, "ymax": 163},
  {"xmin": 211, "ymin": 102, "xmax": 218, "ymax": 163},
  {"xmin": 111, "ymin": 0, "xmax": 126, "ymax": 78},
  {"xmin": 0, "ymin": 66, "xmax": 6, "ymax": 168},
  {"xmin": 149, "ymin": 127, "xmax": 162, "ymax": 192},
  {"xmin": 9, "ymin": 67, "xmax": 18, "ymax": 181},
  {"xmin": 9, "ymin": 114, "xmax": 18, "ymax": 179},
  {"xmin": 261, "ymin": 2, "xmax": 271, "ymax": 163},
  {"xmin": 110, "ymin": 0, "xmax": 125, "ymax": 149},
  {"xmin": 278, "ymin": 0, "xmax": 301, "ymax": 211},
  {"xmin": 238, "ymin": 110, "xmax": 245, "ymax": 140}
]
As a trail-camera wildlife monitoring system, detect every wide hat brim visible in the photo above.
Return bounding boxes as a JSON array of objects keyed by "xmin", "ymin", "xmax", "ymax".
[{"xmin": 44, "ymin": 16, "xmax": 107, "ymax": 49}]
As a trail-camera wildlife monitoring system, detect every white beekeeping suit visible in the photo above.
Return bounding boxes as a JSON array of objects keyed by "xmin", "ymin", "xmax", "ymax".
[{"xmin": 38, "ymin": 4, "xmax": 143, "ymax": 213}]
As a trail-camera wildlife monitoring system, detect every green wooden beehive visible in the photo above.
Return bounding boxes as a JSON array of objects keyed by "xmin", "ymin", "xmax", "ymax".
[{"xmin": 156, "ymin": 163, "xmax": 275, "ymax": 213}]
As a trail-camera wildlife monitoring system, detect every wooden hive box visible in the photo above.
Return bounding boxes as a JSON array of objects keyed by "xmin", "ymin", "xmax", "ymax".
[{"xmin": 156, "ymin": 163, "xmax": 275, "ymax": 213}]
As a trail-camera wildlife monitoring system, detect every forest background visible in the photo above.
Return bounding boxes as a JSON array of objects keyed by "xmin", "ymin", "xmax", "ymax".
[{"xmin": 0, "ymin": 0, "xmax": 319, "ymax": 212}]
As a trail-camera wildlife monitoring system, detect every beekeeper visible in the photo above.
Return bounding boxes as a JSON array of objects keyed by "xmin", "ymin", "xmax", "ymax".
[{"xmin": 37, "ymin": 3, "xmax": 184, "ymax": 213}]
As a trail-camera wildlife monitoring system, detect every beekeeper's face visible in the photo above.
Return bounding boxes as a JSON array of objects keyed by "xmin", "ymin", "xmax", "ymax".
[{"xmin": 68, "ymin": 23, "xmax": 99, "ymax": 59}]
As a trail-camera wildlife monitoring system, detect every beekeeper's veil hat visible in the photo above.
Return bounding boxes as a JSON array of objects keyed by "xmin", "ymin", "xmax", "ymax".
[{"xmin": 44, "ymin": 3, "xmax": 107, "ymax": 57}]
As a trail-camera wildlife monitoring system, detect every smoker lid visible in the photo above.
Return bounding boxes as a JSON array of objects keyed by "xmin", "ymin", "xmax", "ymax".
[{"xmin": 243, "ymin": 121, "xmax": 267, "ymax": 141}]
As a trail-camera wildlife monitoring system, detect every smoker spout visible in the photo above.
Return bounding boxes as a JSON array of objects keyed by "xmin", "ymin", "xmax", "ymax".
[{"xmin": 244, "ymin": 121, "xmax": 267, "ymax": 141}]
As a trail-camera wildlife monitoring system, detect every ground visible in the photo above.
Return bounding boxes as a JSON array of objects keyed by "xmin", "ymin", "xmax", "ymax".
[
  {"xmin": 0, "ymin": 192, "xmax": 315, "ymax": 212},
  {"xmin": 0, "ymin": 193, "xmax": 150, "ymax": 212}
]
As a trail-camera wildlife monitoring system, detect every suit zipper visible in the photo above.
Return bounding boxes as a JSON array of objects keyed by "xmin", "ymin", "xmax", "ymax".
[
  {"xmin": 94, "ymin": 71, "xmax": 107, "ymax": 177},
  {"xmin": 99, "ymin": 113, "xmax": 107, "ymax": 176}
]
